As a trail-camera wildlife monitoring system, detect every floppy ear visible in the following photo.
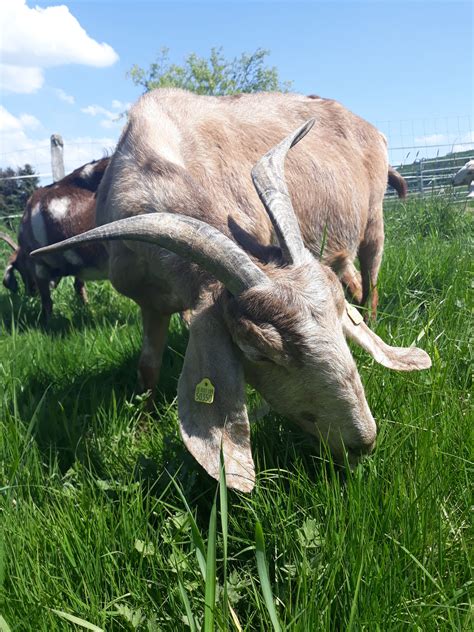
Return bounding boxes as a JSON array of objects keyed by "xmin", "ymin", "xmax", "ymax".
[
  {"xmin": 178, "ymin": 303, "xmax": 255, "ymax": 492},
  {"xmin": 343, "ymin": 302, "xmax": 432, "ymax": 371}
]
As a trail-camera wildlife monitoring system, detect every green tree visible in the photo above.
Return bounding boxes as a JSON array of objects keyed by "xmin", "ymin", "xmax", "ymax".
[
  {"xmin": 0, "ymin": 164, "xmax": 39, "ymax": 225},
  {"xmin": 128, "ymin": 47, "xmax": 291, "ymax": 95}
]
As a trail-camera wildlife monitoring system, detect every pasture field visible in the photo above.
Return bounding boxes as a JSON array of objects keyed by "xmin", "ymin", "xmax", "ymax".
[{"xmin": 0, "ymin": 197, "xmax": 472, "ymax": 631}]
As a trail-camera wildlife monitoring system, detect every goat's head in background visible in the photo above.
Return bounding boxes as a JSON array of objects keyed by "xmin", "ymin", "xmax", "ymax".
[
  {"xmin": 1, "ymin": 232, "xmax": 38, "ymax": 296},
  {"xmin": 31, "ymin": 120, "xmax": 432, "ymax": 492}
]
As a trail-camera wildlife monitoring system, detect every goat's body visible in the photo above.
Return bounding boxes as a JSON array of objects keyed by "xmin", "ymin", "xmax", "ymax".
[
  {"xmin": 99, "ymin": 89, "xmax": 388, "ymax": 310},
  {"xmin": 95, "ymin": 89, "xmax": 389, "ymax": 393},
  {"xmin": 33, "ymin": 113, "xmax": 431, "ymax": 490},
  {"xmin": 4, "ymin": 158, "xmax": 110, "ymax": 317}
]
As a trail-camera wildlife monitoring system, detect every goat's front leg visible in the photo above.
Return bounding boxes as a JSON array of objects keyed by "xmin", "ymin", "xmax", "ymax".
[
  {"xmin": 137, "ymin": 307, "xmax": 171, "ymax": 406},
  {"xmin": 74, "ymin": 277, "xmax": 88, "ymax": 304}
]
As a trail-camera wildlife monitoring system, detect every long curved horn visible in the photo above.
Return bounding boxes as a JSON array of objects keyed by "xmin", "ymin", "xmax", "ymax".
[
  {"xmin": 251, "ymin": 118, "xmax": 315, "ymax": 264},
  {"xmin": 0, "ymin": 232, "xmax": 18, "ymax": 251},
  {"xmin": 31, "ymin": 213, "xmax": 269, "ymax": 295}
]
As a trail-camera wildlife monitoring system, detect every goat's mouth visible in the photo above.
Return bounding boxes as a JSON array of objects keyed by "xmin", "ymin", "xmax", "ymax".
[{"xmin": 346, "ymin": 439, "xmax": 376, "ymax": 463}]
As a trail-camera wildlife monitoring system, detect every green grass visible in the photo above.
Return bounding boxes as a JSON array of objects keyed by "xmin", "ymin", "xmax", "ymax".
[{"xmin": 0, "ymin": 197, "xmax": 472, "ymax": 630}]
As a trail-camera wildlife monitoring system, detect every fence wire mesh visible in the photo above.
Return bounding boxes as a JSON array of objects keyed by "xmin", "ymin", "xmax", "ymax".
[{"xmin": 1, "ymin": 116, "xmax": 473, "ymax": 197}]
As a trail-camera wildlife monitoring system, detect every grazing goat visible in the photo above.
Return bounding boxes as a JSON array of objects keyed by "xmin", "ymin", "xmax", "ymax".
[
  {"xmin": 33, "ymin": 106, "xmax": 431, "ymax": 492},
  {"xmin": 2, "ymin": 157, "xmax": 110, "ymax": 318},
  {"xmin": 452, "ymin": 159, "xmax": 474, "ymax": 198}
]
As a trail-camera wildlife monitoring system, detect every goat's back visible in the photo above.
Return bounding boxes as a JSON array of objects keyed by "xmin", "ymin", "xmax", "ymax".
[
  {"xmin": 20, "ymin": 158, "xmax": 110, "ymax": 272},
  {"xmin": 98, "ymin": 89, "xmax": 388, "ymax": 258}
]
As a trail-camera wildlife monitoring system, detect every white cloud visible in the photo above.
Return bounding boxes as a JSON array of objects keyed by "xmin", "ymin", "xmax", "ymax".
[
  {"xmin": 414, "ymin": 131, "xmax": 474, "ymax": 153},
  {"xmin": 111, "ymin": 99, "xmax": 131, "ymax": 110},
  {"xmin": 55, "ymin": 88, "xmax": 75, "ymax": 104},
  {"xmin": 0, "ymin": 63, "xmax": 44, "ymax": 94},
  {"xmin": 414, "ymin": 133, "xmax": 447, "ymax": 145},
  {"xmin": 452, "ymin": 131, "xmax": 474, "ymax": 153},
  {"xmin": 0, "ymin": 106, "xmax": 40, "ymax": 133},
  {"xmin": 81, "ymin": 102, "xmax": 128, "ymax": 129},
  {"xmin": 0, "ymin": 105, "xmax": 117, "ymax": 180},
  {"xmin": 0, "ymin": 0, "xmax": 118, "ymax": 94},
  {"xmin": 19, "ymin": 114, "xmax": 41, "ymax": 130}
]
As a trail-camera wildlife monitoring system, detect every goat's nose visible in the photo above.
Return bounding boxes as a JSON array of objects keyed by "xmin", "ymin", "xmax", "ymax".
[{"xmin": 348, "ymin": 437, "xmax": 376, "ymax": 459}]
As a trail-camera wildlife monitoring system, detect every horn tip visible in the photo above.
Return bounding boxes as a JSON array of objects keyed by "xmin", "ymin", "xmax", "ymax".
[{"xmin": 290, "ymin": 118, "xmax": 316, "ymax": 149}]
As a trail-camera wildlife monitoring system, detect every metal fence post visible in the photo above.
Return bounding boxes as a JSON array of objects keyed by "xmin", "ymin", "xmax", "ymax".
[{"xmin": 50, "ymin": 134, "xmax": 65, "ymax": 182}]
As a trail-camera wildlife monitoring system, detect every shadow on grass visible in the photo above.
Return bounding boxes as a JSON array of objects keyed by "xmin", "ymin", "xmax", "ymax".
[
  {"xmin": 12, "ymin": 322, "xmax": 189, "ymax": 477},
  {"xmin": 0, "ymin": 285, "xmax": 136, "ymax": 336}
]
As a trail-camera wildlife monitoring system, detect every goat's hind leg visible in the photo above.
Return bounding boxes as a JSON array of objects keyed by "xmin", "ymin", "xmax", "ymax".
[
  {"xmin": 339, "ymin": 260, "xmax": 363, "ymax": 305},
  {"xmin": 359, "ymin": 214, "xmax": 384, "ymax": 320},
  {"xmin": 326, "ymin": 250, "xmax": 363, "ymax": 305}
]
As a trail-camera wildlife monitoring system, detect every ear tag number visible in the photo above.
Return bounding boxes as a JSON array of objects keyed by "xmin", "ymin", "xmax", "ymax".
[
  {"xmin": 346, "ymin": 303, "xmax": 363, "ymax": 326},
  {"xmin": 195, "ymin": 378, "xmax": 215, "ymax": 404}
]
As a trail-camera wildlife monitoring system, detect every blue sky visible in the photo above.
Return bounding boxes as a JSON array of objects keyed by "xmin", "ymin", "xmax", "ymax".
[{"xmin": 1, "ymin": 0, "xmax": 472, "ymax": 179}]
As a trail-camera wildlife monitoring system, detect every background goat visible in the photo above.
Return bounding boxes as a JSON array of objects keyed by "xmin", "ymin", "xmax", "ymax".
[
  {"xmin": 2, "ymin": 158, "xmax": 110, "ymax": 319},
  {"xmin": 452, "ymin": 159, "xmax": 474, "ymax": 198},
  {"xmin": 33, "ymin": 115, "xmax": 431, "ymax": 492}
]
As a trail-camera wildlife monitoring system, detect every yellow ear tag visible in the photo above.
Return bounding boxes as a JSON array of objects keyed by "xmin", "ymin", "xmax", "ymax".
[
  {"xmin": 194, "ymin": 378, "xmax": 215, "ymax": 404},
  {"xmin": 346, "ymin": 303, "xmax": 364, "ymax": 326}
]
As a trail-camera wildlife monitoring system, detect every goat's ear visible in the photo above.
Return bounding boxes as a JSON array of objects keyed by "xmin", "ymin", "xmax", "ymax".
[
  {"xmin": 231, "ymin": 319, "xmax": 290, "ymax": 365},
  {"xmin": 343, "ymin": 303, "xmax": 431, "ymax": 371},
  {"xmin": 178, "ymin": 304, "xmax": 255, "ymax": 492},
  {"xmin": 3, "ymin": 264, "xmax": 18, "ymax": 292}
]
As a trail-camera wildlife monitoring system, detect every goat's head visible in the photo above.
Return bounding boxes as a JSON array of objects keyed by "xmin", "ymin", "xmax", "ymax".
[
  {"xmin": 31, "ymin": 120, "xmax": 431, "ymax": 492},
  {"xmin": 1, "ymin": 233, "xmax": 37, "ymax": 295}
]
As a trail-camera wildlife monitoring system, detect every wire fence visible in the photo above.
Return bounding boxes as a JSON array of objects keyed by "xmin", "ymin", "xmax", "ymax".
[
  {"xmin": 385, "ymin": 151, "xmax": 473, "ymax": 201},
  {"xmin": 377, "ymin": 115, "xmax": 473, "ymax": 200},
  {"xmin": 1, "ymin": 116, "xmax": 473, "ymax": 198},
  {"xmin": 0, "ymin": 139, "xmax": 115, "ymax": 186}
]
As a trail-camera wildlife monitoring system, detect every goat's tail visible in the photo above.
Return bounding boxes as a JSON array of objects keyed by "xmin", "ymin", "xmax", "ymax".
[{"xmin": 388, "ymin": 166, "xmax": 408, "ymax": 199}]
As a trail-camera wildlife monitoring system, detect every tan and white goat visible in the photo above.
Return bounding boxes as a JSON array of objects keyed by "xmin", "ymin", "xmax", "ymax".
[
  {"xmin": 452, "ymin": 159, "xmax": 474, "ymax": 198},
  {"xmin": 2, "ymin": 158, "xmax": 110, "ymax": 318},
  {"xmin": 33, "ymin": 109, "xmax": 430, "ymax": 492}
]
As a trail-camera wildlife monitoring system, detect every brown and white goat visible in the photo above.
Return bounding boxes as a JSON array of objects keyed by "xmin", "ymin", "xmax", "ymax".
[
  {"xmin": 2, "ymin": 157, "xmax": 110, "ymax": 318},
  {"xmin": 33, "ymin": 102, "xmax": 431, "ymax": 492}
]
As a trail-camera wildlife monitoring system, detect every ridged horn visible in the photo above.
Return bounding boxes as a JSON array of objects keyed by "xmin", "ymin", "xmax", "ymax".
[
  {"xmin": 0, "ymin": 232, "xmax": 18, "ymax": 251},
  {"xmin": 31, "ymin": 213, "xmax": 269, "ymax": 296},
  {"xmin": 251, "ymin": 118, "xmax": 315, "ymax": 264}
]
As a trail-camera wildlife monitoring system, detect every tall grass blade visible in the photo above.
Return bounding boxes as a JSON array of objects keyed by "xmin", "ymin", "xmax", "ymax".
[
  {"xmin": 0, "ymin": 539, "xmax": 5, "ymax": 589},
  {"xmin": 50, "ymin": 609, "xmax": 104, "ymax": 631},
  {"xmin": 347, "ymin": 554, "xmax": 365, "ymax": 631},
  {"xmin": 0, "ymin": 615, "xmax": 12, "ymax": 632},
  {"xmin": 169, "ymin": 474, "xmax": 207, "ymax": 580},
  {"xmin": 255, "ymin": 521, "xmax": 282, "ymax": 632},
  {"xmin": 219, "ymin": 449, "xmax": 229, "ymax": 624},
  {"xmin": 177, "ymin": 578, "xmax": 198, "ymax": 632},
  {"xmin": 386, "ymin": 535, "xmax": 444, "ymax": 593},
  {"xmin": 204, "ymin": 496, "xmax": 217, "ymax": 632},
  {"xmin": 229, "ymin": 605, "xmax": 243, "ymax": 632},
  {"xmin": 9, "ymin": 384, "xmax": 51, "ymax": 484}
]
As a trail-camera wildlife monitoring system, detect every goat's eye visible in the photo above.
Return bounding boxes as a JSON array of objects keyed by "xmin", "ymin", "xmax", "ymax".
[{"xmin": 241, "ymin": 346, "xmax": 273, "ymax": 364}]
